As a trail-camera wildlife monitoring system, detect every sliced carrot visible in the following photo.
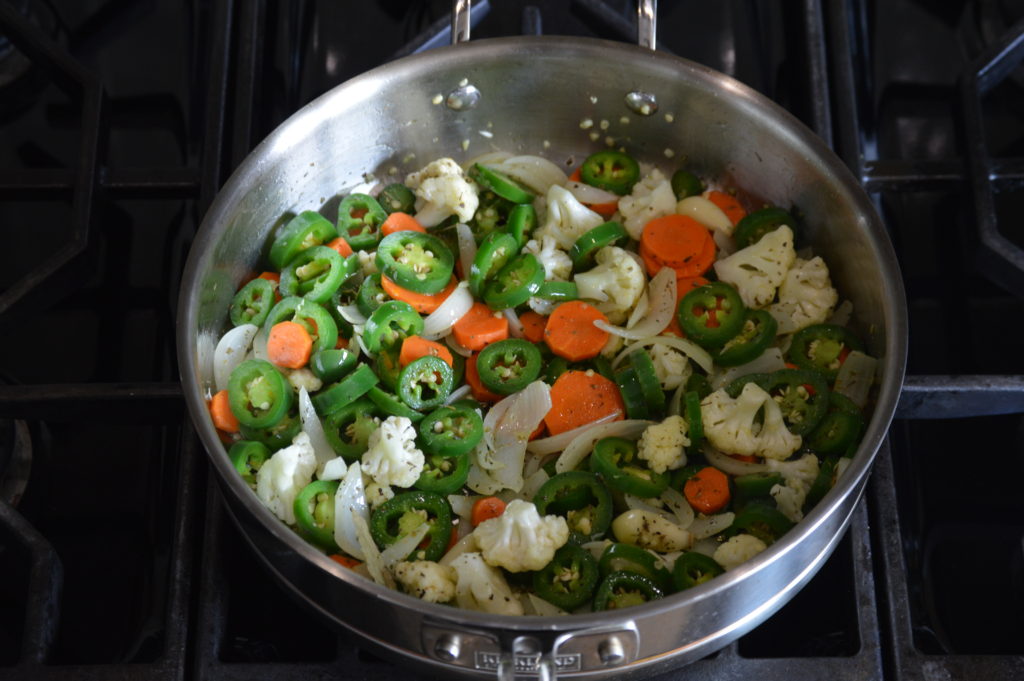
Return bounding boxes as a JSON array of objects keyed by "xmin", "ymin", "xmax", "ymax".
[
  {"xmin": 267, "ymin": 320, "xmax": 313, "ymax": 369},
  {"xmin": 706, "ymin": 190, "xmax": 747, "ymax": 225},
  {"xmin": 569, "ymin": 167, "xmax": 619, "ymax": 217},
  {"xmin": 684, "ymin": 466, "xmax": 731, "ymax": 514},
  {"xmin": 471, "ymin": 496, "xmax": 507, "ymax": 526},
  {"xmin": 640, "ymin": 214, "xmax": 716, "ymax": 276},
  {"xmin": 519, "ymin": 310, "xmax": 548, "ymax": 344},
  {"xmin": 530, "ymin": 422, "xmax": 546, "ymax": 440},
  {"xmin": 335, "ymin": 336, "xmax": 349, "ymax": 349},
  {"xmin": 663, "ymin": 276, "xmax": 710, "ymax": 336},
  {"xmin": 399, "ymin": 335, "xmax": 454, "ymax": 368},
  {"xmin": 544, "ymin": 370, "xmax": 625, "ymax": 436},
  {"xmin": 329, "ymin": 554, "xmax": 362, "ymax": 569},
  {"xmin": 209, "ymin": 389, "xmax": 240, "ymax": 433},
  {"xmin": 543, "ymin": 301, "xmax": 610, "ymax": 362},
  {"xmin": 326, "ymin": 236, "xmax": 353, "ymax": 257},
  {"xmin": 465, "ymin": 353, "xmax": 503, "ymax": 403},
  {"xmin": 257, "ymin": 271, "xmax": 283, "ymax": 302},
  {"xmin": 452, "ymin": 302, "xmax": 509, "ymax": 351},
  {"xmin": 381, "ymin": 274, "xmax": 457, "ymax": 314},
  {"xmin": 381, "ymin": 211, "xmax": 427, "ymax": 236}
]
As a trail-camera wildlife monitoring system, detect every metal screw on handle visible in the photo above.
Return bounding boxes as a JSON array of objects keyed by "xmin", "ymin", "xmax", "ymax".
[
  {"xmin": 451, "ymin": 0, "xmax": 471, "ymax": 44},
  {"xmin": 637, "ymin": 0, "xmax": 657, "ymax": 50}
]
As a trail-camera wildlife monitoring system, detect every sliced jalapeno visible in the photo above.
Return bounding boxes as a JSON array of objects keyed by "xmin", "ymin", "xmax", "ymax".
[
  {"xmin": 536, "ymin": 280, "xmax": 578, "ymax": 301},
  {"xmin": 362, "ymin": 300, "xmax": 424, "ymax": 353},
  {"xmin": 614, "ymin": 367, "xmax": 650, "ymax": 420},
  {"xmin": 366, "ymin": 386, "xmax": 425, "ymax": 422},
  {"xmin": 418, "ymin": 404, "xmax": 483, "ymax": 457},
  {"xmin": 787, "ymin": 323, "xmax": 865, "ymax": 383},
  {"xmin": 671, "ymin": 552, "xmax": 724, "ymax": 590},
  {"xmin": 684, "ymin": 390, "xmax": 704, "ymax": 447},
  {"xmin": 476, "ymin": 339, "xmax": 542, "ymax": 395},
  {"xmin": 238, "ymin": 408, "xmax": 301, "ymax": 451},
  {"xmin": 356, "ymin": 273, "xmax": 388, "ymax": 318},
  {"xmin": 278, "ymin": 245, "xmax": 354, "ymax": 303},
  {"xmin": 228, "ymin": 440, "xmax": 271, "ymax": 486},
  {"xmin": 471, "ymin": 163, "xmax": 534, "ymax": 204},
  {"xmin": 533, "ymin": 471, "xmax": 613, "ymax": 544},
  {"xmin": 338, "ymin": 193, "xmax": 387, "ymax": 251},
  {"xmin": 533, "ymin": 544, "xmax": 600, "ymax": 610},
  {"xmin": 733, "ymin": 472, "xmax": 784, "ymax": 505},
  {"xmin": 397, "ymin": 355, "xmax": 453, "ymax": 411},
  {"xmin": 580, "ymin": 150, "xmax": 640, "ymax": 196},
  {"xmin": 294, "ymin": 479, "xmax": 339, "ymax": 550},
  {"xmin": 734, "ymin": 206, "xmax": 797, "ymax": 249},
  {"xmin": 727, "ymin": 369, "xmax": 830, "ymax": 436},
  {"xmin": 378, "ymin": 183, "xmax": 416, "ymax": 215},
  {"xmin": 504, "ymin": 203, "xmax": 537, "ymax": 248},
  {"xmin": 806, "ymin": 409, "xmax": 864, "ymax": 456},
  {"xmin": 627, "ymin": 349, "xmax": 665, "ymax": 414},
  {"xmin": 677, "ymin": 281, "xmax": 746, "ymax": 348},
  {"xmin": 230, "ymin": 278, "xmax": 275, "ymax": 327},
  {"xmin": 589, "ymin": 436, "xmax": 668, "ymax": 498},
  {"xmin": 483, "ymin": 252, "xmax": 544, "ymax": 310},
  {"xmin": 710, "ymin": 308, "xmax": 778, "ymax": 367},
  {"xmin": 670, "ymin": 169, "xmax": 705, "ymax": 200},
  {"xmin": 470, "ymin": 190, "xmax": 513, "ymax": 239},
  {"xmin": 592, "ymin": 571, "xmax": 664, "ymax": 610},
  {"xmin": 309, "ymin": 347, "xmax": 358, "ymax": 384},
  {"xmin": 728, "ymin": 501, "xmax": 794, "ymax": 544},
  {"xmin": 469, "ymin": 231, "xmax": 518, "ymax": 299},
  {"xmin": 322, "ymin": 397, "xmax": 381, "ymax": 461},
  {"xmin": 264, "ymin": 296, "xmax": 338, "ymax": 354},
  {"xmin": 311, "ymin": 363, "xmax": 379, "ymax": 416},
  {"xmin": 569, "ymin": 221, "xmax": 628, "ymax": 270},
  {"xmin": 375, "ymin": 231, "xmax": 455, "ymax": 295},
  {"xmin": 369, "ymin": 491, "xmax": 452, "ymax": 562},
  {"xmin": 268, "ymin": 210, "xmax": 338, "ymax": 271},
  {"xmin": 413, "ymin": 449, "xmax": 470, "ymax": 495},
  {"xmin": 598, "ymin": 543, "xmax": 672, "ymax": 592},
  {"xmin": 227, "ymin": 359, "xmax": 293, "ymax": 429}
]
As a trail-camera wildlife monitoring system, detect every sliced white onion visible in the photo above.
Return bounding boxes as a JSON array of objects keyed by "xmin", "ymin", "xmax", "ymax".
[
  {"xmin": 677, "ymin": 195, "xmax": 733, "ymax": 234},
  {"xmin": 555, "ymin": 419, "xmax": 653, "ymax": 474},
  {"xmin": 443, "ymin": 384, "xmax": 472, "ymax": 406},
  {"xmin": 526, "ymin": 411, "xmax": 621, "ymax": 456},
  {"xmin": 480, "ymin": 381, "xmax": 552, "ymax": 492},
  {"xmin": 594, "ymin": 268, "xmax": 676, "ymax": 340},
  {"xmin": 439, "ymin": 532, "xmax": 478, "ymax": 567},
  {"xmin": 521, "ymin": 468, "xmax": 550, "ymax": 500},
  {"xmin": 611, "ymin": 335, "xmax": 714, "ymax": 374},
  {"xmin": 565, "ymin": 181, "xmax": 619, "ymax": 206},
  {"xmin": 380, "ymin": 522, "xmax": 431, "ymax": 568},
  {"xmin": 688, "ymin": 512, "xmax": 736, "ymax": 540},
  {"xmin": 334, "ymin": 462, "xmax": 370, "ymax": 561},
  {"xmin": 660, "ymin": 487, "xmax": 695, "ymax": 529},
  {"xmin": 834, "ymin": 350, "xmax": 878, "ymax": 409},
  {"xmin": 214, "ymin": 323, "xmax": 258, "ymax": 392},
  {"xmin": 352, "ymin": 512, "xmax": 394, "ymax": 588},
  {"xmin": 467, "ymin": 445, "xmax": 505, "ymax": 495},
  {"xmin": 702, "ymin": 443, "xmax": 769, "ymax": 475},
  {"xmin": 423, "ymin": 281, "xmax": 473, "ymax": 340},
  {"xmin": 667, "ymin": 382, "xmax": 686, "ymax": 417},
  {"xmin": 528, "ymin": 593, "xmax": 569, "ymax": 616},
  {"xmin": 626, "ymin": 291, "xmax": 650, "ymax": 330},
  {"xmin": 298, "ymin": 387, "xmax": 338, "ymax": 478},
  {"xmin": 493, "ymin": 155, "xmax": 569, "ymax": 194},
  {"xmin": 690, "ymin": 537, "xmax": 721, "ymax": 556},
  {"xmin": 504, "ymin": 308, "xmax": 525, "ymax": 339},
  {"xmin": 712, "ymin": 227, "xmax": 736, "ymax": 258},
  {"xmin": 464, "ymin": 151, "xmax": 512, "ymax": 170},
  {"xmin": 356, "ymin": 334, "xmax": 374, "ymax": 359},
  {"xmin": 445, "ymin": 333, "xmax": 474, "ymax": 358},
  {"xmin": 456, "ymin": 223, "xmax": 477, "ymax": 286},
  {"xmin": 710, "ymin": 347, "xmax": 786, "ymax": 390},
  {"xmin": 337, "ymin": 304, "xmax": 367, "ymax": 325},
  {"xmin": 447, "ymin": 494, "xmax": 479, "ymax": 520},
  {"xmin": 624, "ymin": 494, "xmax": 676, "ymax": 522},
  {"xmin": 250, "ymin": 325, "xmax": 270, "ymax": 362},
  {"xmin": 581, "ymin": 539, "xmax": 612, "ymax": 561}
]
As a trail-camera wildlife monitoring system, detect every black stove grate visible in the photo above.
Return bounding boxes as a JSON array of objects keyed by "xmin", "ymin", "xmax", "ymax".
[{"xmin": 1, "ymin": 1, "xmax": 1023, "ymax": 680}]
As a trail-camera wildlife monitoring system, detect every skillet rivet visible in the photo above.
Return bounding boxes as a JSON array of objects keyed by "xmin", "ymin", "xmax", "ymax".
[
  {"xmin": 625, "ymin": 90, "xmax": 658, "ymax": 116},
  {"xmin": 598, "ymin": 636, "xmax": 625, "ymax": 666},
  {"xmin": 446, "ymin": 84, "xmax": 481, "ymax": 111},
  {"xmin": 435, "ymin": 634, "xmax": 461, "ymax": 661}
]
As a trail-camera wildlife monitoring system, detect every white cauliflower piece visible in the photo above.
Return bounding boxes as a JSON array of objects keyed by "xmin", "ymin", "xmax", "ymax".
[
  {"xmin": 766, "ymin": 453, "xmax": 821, "ymax": 522},
  {"xmin": 701, "ymin": 383, "xmax": 802, "ymax": 461},
  {"xmin": 536, "ymin": 184, "xmax": 605, "ymax": 249},
  {"xmin": 393, "ymin": 560, "xmax": 457, "ymax": 603},
  {"xmin": 713, "ymin": 225, "xmax": 796, "ymax": 308},
  {"xmin": 286, "ymin": 367, "xmax": 322, "ymax": 394},
  {"xmin": 768, "ymin": 256, "xmax": 839, "ymax": 334},
  {"xmin": 649, "ymin": 344, "xmax": 691, "ymax": 390},
  {"xmin": 713, "ymin": 533, "xmax": 768, "ymax": 570},
  {"xmin": 473, "ymin": 499, "xmax": 569, "ymax": 572},
  {"xmin": 361, "ymin": 416, "xmax": 425, "ymax": 488},
  {"xmin": 255, "ymin": 432, "xmax": 316, "ymax": 525},
  {"xmin": 637, "ymin": 415, "xmax": 690, "ymax": 474},
  {"xmin": 364, "ymin": 480, "xmax": 395, "ymax": 509},
  {"xmin": 523, "ymin": 235, "xmax": 573, "ymax": 281},
  {"xmin": 573, "ymin": 246, "xmax": 646, "ymax": 321},
  {"xmin": 405, "ymin": 158, "xmax": 479, "ymax": 226},
  {"xmin": 618, "ymin": 168, "xmax": 678, "ymax": 239},
  {"xmin": 450, "ymin": 552, "xmax": 524, "ymax": 615},
  {"xmin": 357, "ymin": 250, "xmax": 378, "ymax": 276}
]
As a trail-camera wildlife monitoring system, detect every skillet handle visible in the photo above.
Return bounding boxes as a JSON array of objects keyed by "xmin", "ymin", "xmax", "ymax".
[{"xmin": 451, "ymin": 0, "xmax": 659, "ymax": 49}]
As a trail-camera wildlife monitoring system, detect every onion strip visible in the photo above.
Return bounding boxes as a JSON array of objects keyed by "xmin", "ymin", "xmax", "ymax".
[
  {"xmin": 214, "ymin": 323, "xmax": 258, "ymax": 392},
  {"xmin": 298, "ymin": 387, "xmax": 338, "ymax": 477},
  {"xmin": 593, "ymin": 268, "xmax": 676, "ymax": 340},
  {"xmin": 702, "ymin": 444, "xmax": 769, "ymax": 475},
  {"xmin": 456, "ymin": 223, "xmax": 477, "ymax": 290},
  {"xmin": 379, "ymin": 522, "xmax": 431, "ymax": 568},
  {"xmin": 611, "ymin": 335, "xmax": 714, "ymax": 374},
  {"xmin": 422, "ymin": 281, "xmax": 473, "ymax": 340},
  {"xmin": 555, "ymin": 419, "xmax": 653, "ymax": 474},
  {"xmin": 526, "ymin": 411, "xmax": 620, "ymax": 456},
  {"xmin": 334, "ymin": 462, "xmax": 370, "ymax": 560}
]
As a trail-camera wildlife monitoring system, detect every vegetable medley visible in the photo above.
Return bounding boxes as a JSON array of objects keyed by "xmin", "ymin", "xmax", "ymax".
[{"xmin": 207, "ymin": 146, "xmax": 878, "ymax": 615}]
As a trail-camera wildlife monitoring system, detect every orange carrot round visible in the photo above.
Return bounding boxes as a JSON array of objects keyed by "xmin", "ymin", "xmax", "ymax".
[
  {"xmin": 684, "ymin": 466, "xmax": 731, "ymax": 514},
  {"xmin": 543, "ymin": 301, "xmax": 610, "ymax": 362},
  {"xmin": 381, "ymin": 211, "xmax": 427, "ymax": 236},
  {"xmin": 326, "ymin": 236, "xmax": 354, "ymax": 257},
  {"xmin": 381, "ymin": 274, "xmax": 456, "ymax": 314},
  {"xmin": 399, "ymin": 335, "xmax": 454, "ymax": 368},
  {"xmin": 267, "ymin": 320, "xmax": 313, "ymax": 369},
  {"xmin": 329, "ymin": 554, "xmax": 362, "ymax": 569},
  {"xmin": 519, "ymin": 310, "xmax": 548, "ymax": 344},
  {"xmin": 209, "ymin": 389, "xmax": 240, "ymax": 433},
  {"xmin": 471, "ymin": 496, "xmax": 507, "ymax": 526},
  {"xmin": 640, "ymin": 214, "xmax": 715, "ymax": 277},
  {"xmin": 465, "ymin": 353, "xmax": 503, "ymax": 403},
  {"xmin": 452, "ymin": 302, "xmax": 509, "ymax": 351},
  {"xmin": 706, "ymin": 190, "xmax": 747, "ymax": 225},
  {"xmin": 544, "ymin": 370, "xmax": 624, "ymax": 436}
]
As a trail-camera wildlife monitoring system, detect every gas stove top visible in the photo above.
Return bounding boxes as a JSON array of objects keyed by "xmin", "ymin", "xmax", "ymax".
[{"xmin": 1, "ymin": 1, "xmax": 1023, "ymax": 680}]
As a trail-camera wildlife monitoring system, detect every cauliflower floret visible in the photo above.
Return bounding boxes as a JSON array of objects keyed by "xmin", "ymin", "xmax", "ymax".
[
  {"xmin": 473, "ymin": 499, "xmax": 569, "ymax": 572},
  {"xmin": 286, "ymin": 367, "xmax": 322, "ymax": 393},
  {"xmin": 713, "ymin": 225, "xmax": 796, "ymax": 308},
  {"xmin": 574, "ymin": 246, "xmax": 646, "ymax": 321},
  {"xmin": 617, "ymin": 168, "xmax": 678, "ymax": 239},
  {"xmin": 405, "ymin": 158, "xmax": 479, "ymax": 226},
  {"xmin": 361, "ymin": 416, "xmax": 425, "ymax": 488},
  {"xmin": 768, "ymin": 256, "xmax": 839, "ymax": 334},
  {"xmin": 356, "ymin": 250, "xmax": 378, "ymax": 276},
  {"xmin": 766, "ymin": 453, "xmax": 821, "ymax": 522},
  {"xmin": 450, "ymin": 552, "xmax": 524, "ymax": 615},
  {"xmin": 701, "ymin": 383, "xmax": 802, "ymax": 460},
  {"xmin": 536, "ymin": 184, "xmax": 605, "ymax": 249},
  {"xmin": 637, "ymin": 415, "xmax": 690, "ymax": 474},
  {"xmin": 649, "ymin": 344, "xmax": 691, "ymax": 390},
  {"xmin": 255, "ymin": 432, "xmax": 316, "ymax": 525},
  {"xmin": 523, "ymin": 235, "xmax": 573, "ymax": 281},
  {"xmin": 393, "ymin": 560, "xmax": 457, "ymax": 603},
  {"xmin": 364, "ymin": 480, "xmax": 395, "ymax": 509},
  {"xmin": 713, "ymin": 533, "xmax": 768, "ymax": 570}
]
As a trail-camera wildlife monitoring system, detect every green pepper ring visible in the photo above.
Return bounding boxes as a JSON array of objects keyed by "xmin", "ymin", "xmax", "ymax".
[
  {"xmin": 589, "ymin": 436, "xmax": 668, "ymax": 498},
  {"xmin": 671, "ymin": 552, "xmax": 725, "ymax": 590},
  {"xmin": 580, "ymin": 150, "xmax": 641, "ymax": 196},
  {"xmin": 397, "ymin": 355, "xmax": 454, "ymax": 411},
  {"xmin": 677, "ymin": 281, "xmax": 747, "ymax": 349},
  {"xmin": 227, "ymin": 359, "xmax": 294, "ymax": 429},
  {"xmin": 592, "ymin": 570, "xmax": 665, "ymax": 610},
  {"xmin": 229, "ymin": 277, "xmax": 275, "ymax": 327},
  {"xmin": 476, "ymin": 338, "xmax": 543, "ymax": 395},
  {"xmin": 532, "ymin": 544, "xmax": 600, "ymax": 610},
  {"xmin": 369, "ymin": 490, "xmax": 453, "ymax": 562},
  {"xmin": 710, "ymin": 308, "xmax": 778, "ymax": 367},
  {"xmin": 293, "ymin": 479, "xmax": 340, "ymax": 550},
  {"xmin": 375, "ymin": 231, "xmax": 455, "ymax": 295}
]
